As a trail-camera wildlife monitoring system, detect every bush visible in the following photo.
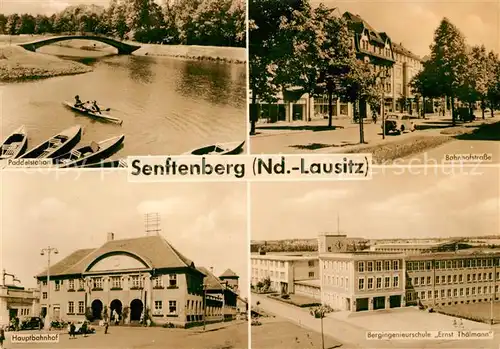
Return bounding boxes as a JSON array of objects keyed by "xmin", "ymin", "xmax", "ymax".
[
  {"xmin": 251, "ymin": 319, "xmax": 262, "ymax": 326},
  {"xmin": 162, "ymin": 322, "xmax": 175, "ymax": 328}
]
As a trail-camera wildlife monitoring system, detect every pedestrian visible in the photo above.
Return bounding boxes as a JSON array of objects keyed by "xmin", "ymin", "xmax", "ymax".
[
  {"xmin": 0, "ymin": 326, "xmax": 5, "ymax": 349},
  {"xmin": 69, "ymin": 322, "xmax": 76, "ymax": 339},
  {"xmin": 104, "ymin": 320, "xmax": 109, "ymax": 334},
  {"xmin": 81, "ymin": 321, "xmax": 88, "ymax": 337}
]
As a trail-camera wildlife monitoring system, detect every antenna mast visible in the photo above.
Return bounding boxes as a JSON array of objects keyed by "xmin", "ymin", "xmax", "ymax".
[{"xmin": 145, "ymin": 213, "xmax": 161, "ymax": 235}]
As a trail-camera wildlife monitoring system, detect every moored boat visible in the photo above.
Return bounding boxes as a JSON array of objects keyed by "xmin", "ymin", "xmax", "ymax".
[
  {"xmin": 0, "ymin": 125, "xmax": 28, "ymax": 160},
  {"xmin": 80, "ymin": 158, "xmax": 128, "ymax": 168},
  {"xmin": 21, "ymin": 125, "xmax": 82, "ymax": 159},
  {"xmin": 183, "ymin": 141, "xmax": 245, "ymax": 155},
  {"xmin": 63, "ymin": 102, "xmax": 123, "ymax": 125},
  {"xmin": 53, "ymin": 134, "xmax": 125, "ymax": 168}
]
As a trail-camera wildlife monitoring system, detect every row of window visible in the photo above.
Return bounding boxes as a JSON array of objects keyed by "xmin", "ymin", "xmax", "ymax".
[
  {"xmin": 251, "ymin": 259, "xmax": 286, "ymax": 268},
  {"xmin": 358, "ymin": 276, "xmax": 399, "ymax": 290},
  {"xmin": 408, "ymin": 285, "xmax": 500, "ymax": 301},
  {"xmin": 407, "ymin": 258, "xmax": 499, "ymax": 271},
  {"xmin": 44, "ymin": 275, "xmax": 177, "ymax": 291},
  {"xmin": 360, "ymin": 39, "xmax": 392, "ymax": 58},
  {"xmin": 19, "ymin": 309, "xmax": 30, "ymax": 316},
  {"xmin": 357, "ymin": 260, "xmax": 400, "ymax": 273},
  {"xmin": 323, "ymin": 275, "xmax": 349, "ymax": 291},
  {"xmin": 410, "ymin": 272, "xmax": 500, "ymax": 287},
  {"xmin": 67, "ymin": 301, "xmax": 85, "ymax": 314},
  {"xmin": 252, "ymin": 269, "xmax": 287, "ymax": 280}
]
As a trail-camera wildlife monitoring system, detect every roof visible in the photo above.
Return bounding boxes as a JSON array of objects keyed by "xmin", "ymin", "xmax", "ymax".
[
  {"xmin": 197, "ymin": 267, "xmax": 227, "ymax": 291},
  {"xmin": 37, "ymin": 235, "xmax": 197, "ymax": 278},
  {"xmin": 251, "ymin": 253, "xmax": 318, "ymax": 261},
  {"xmin": 219, "ymin": 269, "xmax": 238, "ymax": 278},
  {"xmin": 373, "ymin": 241, "xmax": 449, "ymax": 248},
  {"xmin": 406, "ymin": 250, "xmax": 500, "ymax": 260},
  {"xmin": 294, "ymin": 279, "xmax": 321, "ymax": 288},
  {"xmin": 392, "ymin": 42, "xmax": 421, "ymax": 61},
  {"xmin": 343, "ymin": 11, "xmax": 386, "ymax": 46}
]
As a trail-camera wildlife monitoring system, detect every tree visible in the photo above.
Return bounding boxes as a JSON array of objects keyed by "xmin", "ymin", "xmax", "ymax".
[
  {"xmin": 486, "ymin": 51, "xmax": 500, "ymax": 117},
  {"xmin": 248, "ymin": 0, "xmax": 308, "ymax": 135},
  {"xmin": 6, "ymin": 14, "xmax": 20, "ymax": 35},
  {"xmin": 309, "ymin": 306, "xmax": 332, "ymax": 349},
  {"xmin": 426, "ymin": 18, "xmax": 468, "ymax": 125}
]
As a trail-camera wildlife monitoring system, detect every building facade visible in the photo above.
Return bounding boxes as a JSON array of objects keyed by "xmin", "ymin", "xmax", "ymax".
[
  {"xmin": 0, "ymin": 285, "xmax": 40, "ymax": 327},
  {"xmin": 252, "ymin": 12, "xmax": 424, "ymax": 123},
  {"xmin": 35, "ymin": 233, "xmax": 220, "ymax": 327},
  {"xmin": 250, "ymin": 253, "xmax": 319, "ymax": 294},
  {"xmin": 405, "ymin": 253, "xmax": 500, "ymax": 307}
]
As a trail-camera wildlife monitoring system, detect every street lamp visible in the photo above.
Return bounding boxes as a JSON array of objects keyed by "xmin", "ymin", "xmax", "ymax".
[
  {"xmin": 310, "ymin": 306, "xmax": 328, "ymax": 349},
  {"xmin": 40, "ymin": 246, "xmax": 58, "ymax": 330}
]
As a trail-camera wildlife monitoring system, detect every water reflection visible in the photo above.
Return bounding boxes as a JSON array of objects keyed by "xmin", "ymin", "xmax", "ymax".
[{"xmin": 128, "ymin": 56, "xmax": 155, "ymax": 85}]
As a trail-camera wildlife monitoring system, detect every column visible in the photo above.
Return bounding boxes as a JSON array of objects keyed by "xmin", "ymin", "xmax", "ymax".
[
  {"xmin": 368, "ymin": 297, "xmax": 374, "ymax": 311},
  {"xmin": 336, "ymin": 98, "xmax": 341, "ymax": 117},
  {"xmin": 401, "ymin": 295, "xmax": 406, "ymax": 307},
  {"xmin": 285, "ymin": 103, "xmax": 293, "ymax": 122},
  {"xmin": 385, "ymin": 296, "xmax": 390, "ymax": 309}
]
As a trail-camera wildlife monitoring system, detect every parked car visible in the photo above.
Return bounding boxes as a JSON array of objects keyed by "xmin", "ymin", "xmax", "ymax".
[
  {"xmin": 20, "ymin": 317, "xmax": 43, "ymax": 330},
  {"xmin": 382, "ymin": 113, "xmax": 416, "ymax": 135},
  {"xmin": 68, "ymin": 320, "xmax": 95, "ymax": 335}
]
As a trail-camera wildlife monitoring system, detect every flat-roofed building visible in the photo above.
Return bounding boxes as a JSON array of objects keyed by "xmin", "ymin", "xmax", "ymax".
[
  {"xmin": 320, "ymin": 251, "xmax": 406, "ymax": 312},
  {"xmin": 250, "ymin": 253, "xmax": 319, "ymax": 294},
  {"xmin": 0, "ymin": 285, "xmax": 40, "ymax": 327},
  {"xmin": 405, "ymin": 251, "xmax": 500, "ymax": 307},
  {"xmin": 371, "ymin": 241, "xmax": 458, "ymax": 254}
]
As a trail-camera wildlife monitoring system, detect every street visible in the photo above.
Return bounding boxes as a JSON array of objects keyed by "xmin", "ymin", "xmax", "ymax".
[
  {"xmin": 3, "ymin": 321, "xmax": 248, "ymax": 349},
  {"xmin": 250, "ymin": 114, "xmax": 500, "ymax": 165},
  {"xmin": 252, "ymin": 293, "xmax": 500, "ymax": 349}
]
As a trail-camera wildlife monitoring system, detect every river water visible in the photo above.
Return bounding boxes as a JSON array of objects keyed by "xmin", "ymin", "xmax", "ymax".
[{"xmin": 0, "ymin": 46, "xmax": 247, "ymax": 156}]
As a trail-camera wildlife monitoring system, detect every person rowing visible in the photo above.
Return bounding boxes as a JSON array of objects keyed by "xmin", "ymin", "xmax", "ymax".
[
  {"xmin": 91, "ymin": 100, "xmax": 102, "ymax": 114},
  {"xmin": 74, "ymin": 95, "xmax": 85, "ymax": 108}
]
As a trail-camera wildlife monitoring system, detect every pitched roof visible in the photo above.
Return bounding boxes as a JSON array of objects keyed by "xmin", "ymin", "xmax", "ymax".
[
  {"xmin": 392, "ymin": 42, "xmax": 421, "ymax": 61},
  {"xmin": 197, "ymin": 267, "xmax": 225, "ymax": 291},
  {"xmin": 37, "ymin": 235, "xmax": 196, "ymax": 278},
  {"xmin": 343, "ymin": 12, "xmax": 387, "ymax": 46},
  {"xmin": 219, "ymin": 268, "xmax": 238, "ymax": 278}
]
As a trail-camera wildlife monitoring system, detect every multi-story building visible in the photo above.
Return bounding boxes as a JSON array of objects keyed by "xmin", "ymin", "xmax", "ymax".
[
  {"xmin": 371, "ymin": 241, "xmax": 458, "ymax": 254},
  {"xmin": 405, "ymin": 252, "xmax": 500, "ymax": 307},
  {"xmin": 320, "ymin": 251, "xmax": 406, "ymax": 312},
  {"xmin": 35, "ymin": 232, "xmax": 214, "ymax": 327},
  {"xmin": 250, "ymin": 253, "xmax": 319, "ymax": 294},
  {"xmin": 391, "ymin": 43, "xmax": 424, "ymax": 114},
  {"xmin": 252, "ymin": 12, "xmax": 424, "ymax": 123}
]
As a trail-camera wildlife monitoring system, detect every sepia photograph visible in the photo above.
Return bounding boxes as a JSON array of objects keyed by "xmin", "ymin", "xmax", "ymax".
[
  {"xmin": 0, "ymin": 0, "xmax": 246, "ymax": 169},
  {"xmin": 250, "ymin": 167, "xmax": 500, "ymax": 348},
  {"xmin": 0, "ymin": 171, "xmax": 248, "ymax": 348},
  {"xmin": 249, "ymin": 0, "xmax": 500, "ymax": 165}
]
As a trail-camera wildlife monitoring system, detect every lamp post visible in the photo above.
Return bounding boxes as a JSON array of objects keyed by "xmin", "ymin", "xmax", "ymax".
[
  {"xmin": 310, "ymin": 306, "xmax": 327, "ymax": 349},
  {"xmin": 40, "ymin": 246, "xmax": 58, "ymax": 330}
]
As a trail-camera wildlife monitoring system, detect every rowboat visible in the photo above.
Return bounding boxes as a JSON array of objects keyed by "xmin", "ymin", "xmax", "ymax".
[
  {"xmin": 0, "ymin": 125, "xmax": 28, "ymax": 160},
  {"xmin": 63, "ymin": 102, "xmax": 123, "ymax": 125},
  {"xmin": 80, "ymin": 158, "xmax": 128, "ymax": 168},
  {"xmin": 21, "ymin": 125, "xmax": 82, "ymax": 159},
  {"xmin": 183, "ymin": 141, "xmax": 245, "ymax": 155},
  {"xmin": 53, "ymin": 135, "xmax": 125, "ymax": 168}
]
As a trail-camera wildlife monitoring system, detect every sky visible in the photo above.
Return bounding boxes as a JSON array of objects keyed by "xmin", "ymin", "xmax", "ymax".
[
  {"xmin": 0, "ymin": 171, "xmax": 248, "ymax": 297},
  {"xmin": 251, "ymin": 167, "xmax": 500, "ymax": 241},
  {"xmin": 0, "ymin": 0, "xmax": 109, "ymax": 15},
  {"xmin": 314, "ymin": 0, "xmax": 499, "ymax": 57}
]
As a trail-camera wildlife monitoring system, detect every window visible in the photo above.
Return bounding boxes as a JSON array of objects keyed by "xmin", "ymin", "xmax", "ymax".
[
  {"xmin": 447, "ymin": 275, "xmax": 452, "ymax": 283},
  {"xmin": 367, "ymin": 277, "xmax": 373, "ymax": 289},
  {"xmin": 42, "ymin": 281, "xmax": 47, "ymax": 286},
  {"xmin": 460, "ymin": 288, "xmax": 464, "ymax": 296},
  {"xmin": 428, "ymin": 290, "xmax": 432, "ymax": 299},
  {"xmin": 427, "ymin": 276, "xmax": 431, "ymax": 285},
  {"xmin": 68, "ymin": 279, "xmax": 74, "ymax": 290},
  {"xmin": 384, "ymin": 277, "xmax": 390, "ymax": 288},
  {"xmin": 478, "ymin": 274, "xmax": 482, "ymax": 281},
  {"xmin": 308, "ymin": 260, "xmax": 314, "ymax": 267},
  {"xmin": 426, "ymin": 262, "xmax": 431, "ymax": 270},
  {"xmin": 92, "ymin": 277, "xmax": 103, "ymax": 289},
  {"xmin": 55, "ymin": 280, "xmax": 60, "ymax": 291},
  {"xmin": 453, "ymin": 289, "xmax": 458, "ymax": 297},
  {"xmin": 42, "ymin": 292, "xmax": 47, "ymax": 299},
  {"xmin": 68, "ymin": 301, "xmax": 74, "ymax": 314},
  {"xmin": 309, "ymin": 272, "xmax": 315, "ymax": 278},
  {"xmin": 407, "ymin": 262, "xmax": 413, "ymax": 271},
  {"xmin": 78, "ymin": 279, "xmax": 84, "ymax": 290},
  {"xmin": 393, "ymin": 260, "xmax": 399, "ymax": 270},
  {"xmin": 459, "ymin": 275, "xmax": 463, "ymax": 283},
  {"xmin": 376, "ymin": 261, "xmax": 382, "ymax": 271},
  {"xmin": 155, "ymin": 301, "xmax": 163, "ymax": 311},
  {"xmin": 466, "ymin": 288, "xmax": 470, "ymax": 296},
  {"xmin": 434, "ymin": 290, "xmax": 439, "ymax": 298},
  {"xmin": 153, "ymin": 277, "xmax": 163, "ymax": 288},
  {"xmin": 478, "ymin": 287, "xmax": 482, "ymax": 294},
  {"xmin": 441, "ymin": 275, "xmax": 446, "ymax": 284},
  {"xmin": 435, "ymin": 276, "xmax": 440, "ymax": 284},
  {"xmin": 421, "ymin": 291, "xmax": 425, "ymax": 300},
  {"xmin": 393, "ymin": 276, "xmax": 399, "ymax": 288},
  {"xmin": 78, "ymin": 301, "xmax": 84, "ymax": 314},
  {"xmin": 131, "ymin": 275, "xmax": 143, "ymax": 289},
  {"xmin": 489, "ymin": 273, "xmax": 492, "ymax": 280},
  {"xmin": 168, "ymin": 301, "xmax": 177, "ymax": 314},
  {"xmin": 453, "ymin": 275, "xmax": 457, "ymax": 283},
  {"xmin": 376, "ymin": 277, "xmax": 382, "ymax": 289},
  {"xmin": 358, "ymin": 262, "xmax": 364, "ymax": 272},
  {"xmin": 367, "ymin": 262, "xmax": 373, "ymax": 272},
  {"xmin": 414, "ymin": 277, "xmax": 419, "ymax": 285},
  {"xmin": 467, "ymin": 274, "xmax": 471, "ymax": 282},
  {"xmin": 447, "ymin": 261, "xmax": 452, "ymax": 269},
  {"xmin": 420, "ymin": 277, "xmax": 425, "ymax": 285},
  {"xmin": 107, "ymin": 276, "xmax": 119, "ymax": 289},
  {"xmin": 447, "ymin": 289, "xmax": 451, "ymax": 297},
  {"xmin": 452, "ymin": 260, "xmax": 457, "ymax": 268},
  {"xmin": 169, "ymin": 274, "xmax": 177, "ymax": 287},
  {"xmin": 473, "ymin": 274, "xmax": 476, "ymax": 281},
  {"xmin": 441, "ymin": 289, "xmax": 445, "ymax": 298},
  {"xmin": 440, "ymin": 261, "xmax": 446, "ymax": 269},
  {"xmin": 472, "ymin": 287, "xmax": 476, "ymax": 295},
  {"xmin": 358, "ymin": 278, "xmax": 365, "ymax": 290},
  {"xmin": 384, "ymin": 261, "xmax": 390, "ymax": 270}
]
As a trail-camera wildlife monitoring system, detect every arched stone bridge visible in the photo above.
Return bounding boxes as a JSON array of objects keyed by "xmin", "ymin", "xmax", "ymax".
[{"xmin": 19, "ymin": 35, "xmax": 141, "ymax": 55}]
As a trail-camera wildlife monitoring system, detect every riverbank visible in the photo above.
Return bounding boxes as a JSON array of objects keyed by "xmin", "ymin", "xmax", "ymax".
[
  {"xmin": 0, "ymin": 45, "xmax": 92, "ymax": 82},
  {"xmin": 0, "ymin": 35, "xmax": 246, "ymax": 64}
]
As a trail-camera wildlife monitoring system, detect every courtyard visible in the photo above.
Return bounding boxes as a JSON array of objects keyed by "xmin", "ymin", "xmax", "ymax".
[{"xmin": 3, "ymin": 321, "xmax": 248, "ymax": 349}]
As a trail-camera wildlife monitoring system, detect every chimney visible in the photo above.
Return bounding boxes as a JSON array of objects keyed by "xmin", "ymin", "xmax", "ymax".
[{"xmin": 107, "ymin": 232, "xmax": 114, "ymax": 242}]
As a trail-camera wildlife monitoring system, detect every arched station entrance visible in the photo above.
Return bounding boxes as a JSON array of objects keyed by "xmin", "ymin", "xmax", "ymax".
[
  {"xmin": 91, "ymin": 299, "xmax": 103, "ymax": 320},
  {"xmin": 130, "ymin": 299, "xmax": 143, "ymax": 321}
]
